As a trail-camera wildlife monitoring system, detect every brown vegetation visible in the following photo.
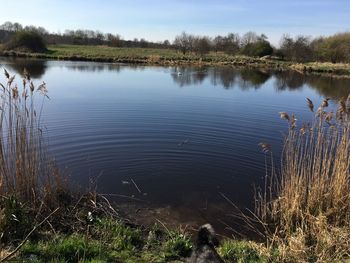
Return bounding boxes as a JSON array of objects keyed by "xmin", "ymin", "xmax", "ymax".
[
  {"xmin": 255, "ymin": 95, "xmax": 350, "ymax": 262},
  {"xmin": 0, "ymin": 68, "xmax": 59, "ymax": 204},
  {"xmin": 279, "ymin": 33, "xmax": 350, "ymax": 63}
]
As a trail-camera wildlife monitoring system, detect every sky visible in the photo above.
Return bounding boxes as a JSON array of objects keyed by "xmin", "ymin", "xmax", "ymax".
[{"xmin": 1, "ymin": 0, "xmax": 350, "ymax": 45}]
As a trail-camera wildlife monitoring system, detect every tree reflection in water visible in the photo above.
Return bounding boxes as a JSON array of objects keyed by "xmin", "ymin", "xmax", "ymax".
[
  {"xmin": 3, "ymin": 58, "xmax": 350, "ymax": 99},
  {"xmin": 171, "ymin": 66, "xmax": 350, "ymax": 99}
]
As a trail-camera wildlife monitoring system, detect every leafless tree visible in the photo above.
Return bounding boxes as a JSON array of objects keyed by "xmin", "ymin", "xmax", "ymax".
[{"xmin": 174, "ymin": 32, "xmax": 195, "ymax": 54}]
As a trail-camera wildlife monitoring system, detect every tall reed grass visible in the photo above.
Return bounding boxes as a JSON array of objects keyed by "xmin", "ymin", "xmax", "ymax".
[
  {"xmin": 0, "ymin": 68, "xmax": 62, "ymax": 206},
  {"xmin": 257, "ymin": 95, "xmax": 350, "ymax": 262}
]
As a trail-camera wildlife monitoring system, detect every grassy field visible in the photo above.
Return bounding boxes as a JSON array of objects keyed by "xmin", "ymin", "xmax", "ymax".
[
  {"xmin": 1, "ymin": 44, "xmax": 286, "ymax": 67},
  {"xmin": 49, "ymin": 45, "xmax": 184, "ymax": 60}
]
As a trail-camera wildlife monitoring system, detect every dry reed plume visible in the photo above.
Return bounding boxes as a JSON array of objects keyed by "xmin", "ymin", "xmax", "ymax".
[
  {"xmin": 0, "ymin": 68, "xmax": 62, "ymax": 206},
  {"xmin": 256, "ymin": 95, "xmax": 350, "ymax": 262},
  {"xmin": 0, "ymin": 70, "xmax": 119, "ymax": 255}
]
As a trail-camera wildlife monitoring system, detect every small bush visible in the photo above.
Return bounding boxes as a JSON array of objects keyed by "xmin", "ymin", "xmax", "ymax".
[
  {"xmin": 241, "ymin": 41, "xmax": 273, "ymax": 57},
  {"xmin": 5, "ymin": 30, "xmax": 47, "ymax": 52}
]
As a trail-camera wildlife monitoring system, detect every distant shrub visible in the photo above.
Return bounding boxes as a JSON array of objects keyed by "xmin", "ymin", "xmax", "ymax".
[
  {"xmin": 241, "ymin": 40, "xmax": 273, "ymax": 57},
  {"xmin": 315, "ymin": 33, "xmax": 350, "ymax": 63},
  {"xmin": 5, "ymin": 30, "xmax": 47, "ymax": 52}
]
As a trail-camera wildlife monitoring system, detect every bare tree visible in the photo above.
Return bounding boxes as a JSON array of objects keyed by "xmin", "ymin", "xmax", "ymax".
[
  {"xmin": 106, "ymin": 33, "xmax": 122, "ymax": 47},
  {"xmin": 279, "ymin": 34, "xmax": 313, "ymax": 62},
  {"xmin": 0, "ymin": 21, "xmax": 15, "ymax": 31},
  {"xmin": 12, "ymin": 22, "xmax": 23, "ymax": 32},
  {"xmin": 193, "ymin": 36, "xmax": 212, "ymax": 55},
  {"xmin": 241, "ymin": 31, "xmax": 258, "ymax": 46},
  {"xmin": 213, "ymin": 35, "xmax": 224, "ymax": 52},
  {"xmin": 293, "ymin": 35, "xmax": 313, "ymax": 62},
  {"xmin": 224, "ymin": 33, "xmax": 240, "ymax": 54},
  {"xmin": 173, "ymin": 32, "xmax": 195, "ymax": 54}
]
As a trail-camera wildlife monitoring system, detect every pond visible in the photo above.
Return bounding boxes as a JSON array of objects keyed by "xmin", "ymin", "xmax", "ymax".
[{"xmin": 1, "ymin": 57, "xmax": 349, "ymax": 234}]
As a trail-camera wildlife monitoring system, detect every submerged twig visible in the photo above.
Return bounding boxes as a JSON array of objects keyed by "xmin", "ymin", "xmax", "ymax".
[{"xmin": 131, "ymin": 178, "xmax": 142, "ymax": 194}]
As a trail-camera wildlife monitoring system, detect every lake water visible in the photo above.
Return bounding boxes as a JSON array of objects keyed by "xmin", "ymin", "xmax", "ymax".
[{"xmin": 1, "ymin": 57, "xmax": 349, "ymax": 234}]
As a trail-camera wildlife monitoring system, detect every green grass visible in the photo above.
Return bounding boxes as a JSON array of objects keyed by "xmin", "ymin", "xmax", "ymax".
[
  {"xmin": 17, "ymin": 219, "xmax": 194, "ymax": 263},
  {"xmin": 13, "ymin": 217, "xmax": 271, "ymax": 263},
  {"xmin": 46, "ymin": 44, "xmax": 251, "ymax": 61},
  {"xmin": 1, "ymin": 44, "xmax": 284, "ymax": 67},
  {"xmin": 218, "ymin": 240, "xmax": 268, "ymax": 263},
  {"xmin": 21, "ymin": 234, "xmax": 102, "ymax": 262},
  {"xmin": 49, "ymin": 45, "xmax": 180, "ymax": 59}
]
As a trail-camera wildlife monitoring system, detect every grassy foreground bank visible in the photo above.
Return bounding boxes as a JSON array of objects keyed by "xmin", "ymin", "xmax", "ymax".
[
  {"xmin": 2, "ymin": 44, "xmax": 350, "ymax": 76},
  {"xmin": 1, "ymin": 196, "xmax": 266, "ymax": 263}
]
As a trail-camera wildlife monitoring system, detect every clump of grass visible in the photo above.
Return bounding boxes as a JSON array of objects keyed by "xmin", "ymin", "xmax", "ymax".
[
  {"xmin": 218, "ymin": 239, "xmax": 267, "ymax": 263},
  {"xmin": 20, "ymin": 219, "xmax": 193, "ymax": 263},
  {"xmin": 256, "ymin": 95, "xmax": 350, "ymax": 262},
  {"xmin": 21, "ymin": 234, "xmax": 103, "ymax": 262},
  {"xmin": 93, "ymin": 218, "xmax": 144, "ymax": 252},
  {"xmin": 162, "ymin": 229, "xmax": 192, "ymax": 260}
]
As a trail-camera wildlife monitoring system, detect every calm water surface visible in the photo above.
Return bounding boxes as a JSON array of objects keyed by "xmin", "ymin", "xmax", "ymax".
[{"xmin": 1, "ymin": 58, "xmax": 349, "ymax": 233}]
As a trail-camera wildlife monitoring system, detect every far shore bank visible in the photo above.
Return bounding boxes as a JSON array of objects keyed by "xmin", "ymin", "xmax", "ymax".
[{"xmin": 2, "ymin": 44, "xmax": 350, "ymax": 78}]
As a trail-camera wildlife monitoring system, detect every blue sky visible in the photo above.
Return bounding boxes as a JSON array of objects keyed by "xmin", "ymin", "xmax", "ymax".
[{"xmin": 1, "ymin": 0, "xmax": 350, "ymax": 45}]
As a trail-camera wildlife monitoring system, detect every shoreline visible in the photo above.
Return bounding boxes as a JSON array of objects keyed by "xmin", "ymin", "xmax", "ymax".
[
  {"xmin": 2, "ymin": 46, "xmax": 350, "ymax": 78},
  {"xmin": 0, "ymin": 193, "xmax": 261, "ymax": 262}
]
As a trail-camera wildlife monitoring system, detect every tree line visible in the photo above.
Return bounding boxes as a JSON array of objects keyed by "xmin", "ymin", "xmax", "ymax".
[
  {"xmin": 278, "ymin": 33, "xmax": 350, "ymax": 63},
  {"xmin": 173, "ymin": 31, "xmax": 273, "ymax": 57},
  {"xmin": 173, "ymin": 31, "xmax": 350, "ymax": 63},
  {"xmin": 0, "ymin": 21, "xmax": 169, "ymax": 49},
  {"xmin": 1, "ymin": 21, "xmax": 350, "ymax": 63}
]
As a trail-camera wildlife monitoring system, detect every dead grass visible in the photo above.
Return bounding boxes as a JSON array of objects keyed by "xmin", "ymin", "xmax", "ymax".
[
  {"xmin": 291, "ymin": 62, "xmax": 350, "ymax": 75},
  {"xmin": 0, "ymin": 68, "xmax": 63, "ymax": 205},
  {"xmin": 255, "ymin": 95, "xmax": 350, "ymax": 262}
]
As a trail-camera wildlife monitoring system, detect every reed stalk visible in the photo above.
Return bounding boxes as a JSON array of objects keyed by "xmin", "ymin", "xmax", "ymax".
[
  {"xmin": 257, "ymin": 95, "xmax": 350, "ymax": 262},
  {"xmin": 0, "ymin": 68, "xmax": 62, "ymax": 206}
]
